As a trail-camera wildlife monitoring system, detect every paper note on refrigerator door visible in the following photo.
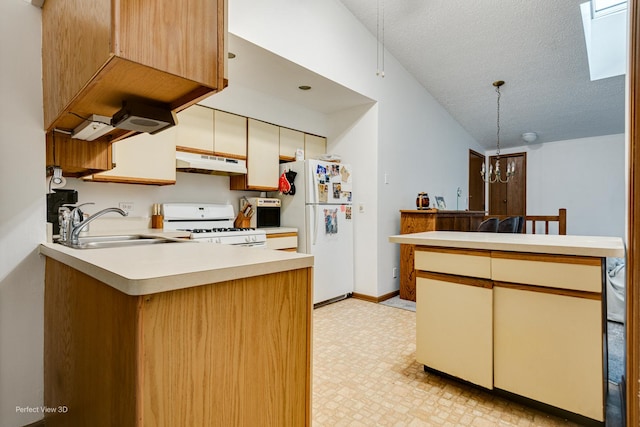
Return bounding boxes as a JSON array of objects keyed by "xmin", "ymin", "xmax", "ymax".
[
  {"xmin": 318, "ymin": 183, "xmax": 328, "ymax": 202},
  {"xmin": 324, "ymin": 208, "xmax": 338, "ymax": 234},
  {"xmin": 340, "ymin": 165, "xmax": 352, "ymax": 191}
]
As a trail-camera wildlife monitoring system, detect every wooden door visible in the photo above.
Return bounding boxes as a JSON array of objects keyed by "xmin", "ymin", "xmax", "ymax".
[
  {"xmin": 488, "ymin": 153, "xmax": 526, "ymax": 216},
  {"xmin": 468, "ymin": 150, "xmax": 486, "ymax": 211}
]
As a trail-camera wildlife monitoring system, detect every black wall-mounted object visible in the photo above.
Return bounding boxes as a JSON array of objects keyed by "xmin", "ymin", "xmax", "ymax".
[{"xmin": 46, "ymin": 189, "xmax": 78, "ymax": 235}]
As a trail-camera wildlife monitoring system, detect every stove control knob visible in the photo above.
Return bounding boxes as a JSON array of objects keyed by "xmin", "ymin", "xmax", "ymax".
[
  {"xmin": 245, "ymin": 236, "xmax": 251, "ymax": 243},
  {"xmin": 216, "ymin": 237, "xmax": 222, "ymax": 244},
  {"xmin": 251, "ymin": 235, "xmax": 257, "ymax": 242}
]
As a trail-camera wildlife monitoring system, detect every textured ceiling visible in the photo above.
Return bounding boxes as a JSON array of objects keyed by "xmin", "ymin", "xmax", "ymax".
[
  {"xmin": 214, "ymin": 1, "xmax": 625, "ymax": 150},
  {"xmin": 338, "ymin": 0, "xmax": 626, "ymax": 148}
]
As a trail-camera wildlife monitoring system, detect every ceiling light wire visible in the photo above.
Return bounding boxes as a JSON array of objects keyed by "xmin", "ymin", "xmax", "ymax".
[{"xmin": 376, "ymin": 0, "xmax": 385, "ymax": 78}]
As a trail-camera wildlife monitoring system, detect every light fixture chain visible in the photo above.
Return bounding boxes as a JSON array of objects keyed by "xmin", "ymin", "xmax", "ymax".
[
  {"xmin": 496, "ymin": 84, "xmax": 501, "ymax": 156},
  {"xmin": 482, "ymin": 80, "xmax": 514, "ymax": 184}
]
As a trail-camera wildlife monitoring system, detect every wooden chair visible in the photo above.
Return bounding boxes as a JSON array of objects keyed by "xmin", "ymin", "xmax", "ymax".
[
  {"xmin": 484, "ymin": 209, "xmax": 567, "ymax": 235},
  {"xmin": 497, "ymin": 217, "xmax": 520, "ymax": 233},
  {"xmin": 525, "ymin": 209, "xmax": 567, "ymax": 235},
  {"xmin": 477, "ymin": 217, "xmax": 499, "ymax": 232}
]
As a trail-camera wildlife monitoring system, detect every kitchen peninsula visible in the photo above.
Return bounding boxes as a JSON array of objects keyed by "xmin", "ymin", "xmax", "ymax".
[
  {"xmin": 388, "ymin": 231, "xmax": 625, "ymax": 425},
  {"xmin": 39, "ymin": 242, "xmax": 314, "ymax": 426}
]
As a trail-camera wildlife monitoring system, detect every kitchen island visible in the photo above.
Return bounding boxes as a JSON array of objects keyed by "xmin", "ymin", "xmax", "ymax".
[
  {"xmin": 388, "ymin": 231, "xmax": 625, "ymax": 426},
  {"xmin": 398, "ymin": 209, "xmax": 486, "ymax": 301},
  {"xmin": 40, "ymin": 241, "xmax": 314, "ymax": 427}
]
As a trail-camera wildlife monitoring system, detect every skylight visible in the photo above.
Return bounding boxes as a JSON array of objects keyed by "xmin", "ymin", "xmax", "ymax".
[
  {"xmin": 580, "ymin": 0, "xmax": 628, "ymax": 81},
  {"xmin": 592, "ymin": 0, "xmax": 627, "ymax": 18}
]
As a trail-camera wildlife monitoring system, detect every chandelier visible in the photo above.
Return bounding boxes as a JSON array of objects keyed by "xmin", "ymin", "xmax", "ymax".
[{"xmin": 481, "ymin": 80, "xmax": 515, "ymax": 183}]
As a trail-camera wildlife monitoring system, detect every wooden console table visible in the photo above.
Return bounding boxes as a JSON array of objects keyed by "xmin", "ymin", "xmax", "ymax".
[{"xmin": 399, "ymin": 210, "xmax": 485, "ymax": 301}]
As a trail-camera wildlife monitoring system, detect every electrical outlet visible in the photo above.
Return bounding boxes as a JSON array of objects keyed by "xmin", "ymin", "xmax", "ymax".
[
  {"xmin": 359, "ymin": 203, "xmax": 365, "ymax": 213},
  {"xmin": 118, "ymin": 202, "xmax": 134, "ymax": 213},
  {"xmin": 392, "ymin": 267, "xmax": 398, "ymax": 278}
]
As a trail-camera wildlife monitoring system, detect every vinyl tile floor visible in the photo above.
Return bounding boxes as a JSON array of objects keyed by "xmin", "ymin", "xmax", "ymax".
[{"xmin": 312, "ymin": 298, "xmax": 601, "ymax": 427}]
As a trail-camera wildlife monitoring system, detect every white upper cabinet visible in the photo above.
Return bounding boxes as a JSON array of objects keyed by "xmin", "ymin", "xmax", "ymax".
[
  {"xmin": 279, "ymin": 127, "xmax": 304, "ymax": 161},
  {"xmin": 176, "ymin": 106, "xmax": 247, "ymax": 159},
  {"xmin": 304, "ymin": 134, "xmax": 327, "ymax": 160},
  {"xmin": 85, "ymin": 127, "xmax": 177, "ymax": 185},
  {"xmin": 176, "ymin": 105, "xmax": 214, "ymax": 153},
  {"xmin": 214, "ymin": 110, "xmax": 247, "ymax": 158},
  {"xmin": 230, "ymin": 119, "xmax": 279, "ymax": 191}
]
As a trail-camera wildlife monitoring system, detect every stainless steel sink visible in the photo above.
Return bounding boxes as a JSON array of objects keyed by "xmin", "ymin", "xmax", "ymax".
[{"xmin": 60, "ymin": 234, "xmax": 189, "ymax": 249}]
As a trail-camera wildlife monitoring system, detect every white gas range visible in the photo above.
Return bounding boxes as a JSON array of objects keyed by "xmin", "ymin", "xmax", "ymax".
[{"xmin": 162, "ymin": 203, "xmax": 267, "ymax": 248}]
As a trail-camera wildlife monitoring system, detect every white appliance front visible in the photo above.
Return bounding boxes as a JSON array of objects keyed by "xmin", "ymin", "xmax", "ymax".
[{"xmin": 305, "ymin": 203, "xmax": 354, "ymax": 304}]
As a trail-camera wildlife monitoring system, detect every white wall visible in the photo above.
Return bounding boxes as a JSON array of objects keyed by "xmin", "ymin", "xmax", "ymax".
[
  {"xmin": 0, "ymin": 2, "xmax": 45, "ymax": 426},
  {"xmin": 328, "ymin": 104, "xmax": 379, "ymax": 296},
  {"xmin": 492, "ymin": 134, "xmax": 626, "ymax": 239},
  {"xmin": 228, "ymin": 0, "xmax": 484, "ymax": 297}
]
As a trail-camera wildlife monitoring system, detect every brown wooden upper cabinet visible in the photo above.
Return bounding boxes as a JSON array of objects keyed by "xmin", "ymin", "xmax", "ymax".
[
  {"xmin": 42, "ymin": 0, "xmax": 227, "ymax": 175},
  {"xmin": 488, "ymin": 152, "xmax": 527, "ymax": 216}
]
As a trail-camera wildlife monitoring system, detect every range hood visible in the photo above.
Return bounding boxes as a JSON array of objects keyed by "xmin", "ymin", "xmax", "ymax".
[{"xmin": 176, "ymin": 151, "xmax": 247, "ymax": 175}]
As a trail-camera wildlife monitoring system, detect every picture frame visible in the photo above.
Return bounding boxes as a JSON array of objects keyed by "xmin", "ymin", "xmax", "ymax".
[{"xmin": 435, "ymin": 196, "xmax": 446, "ymax": 210}]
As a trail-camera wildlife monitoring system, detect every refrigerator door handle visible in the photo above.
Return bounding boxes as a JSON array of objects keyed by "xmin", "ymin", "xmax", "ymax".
[
  {"xmin": 312, "ymin": 205, "xmax": 319, "ymax": 245},
  {"xmin": 312, "ymin": 166, "xmax": 319, "ymax": 204}
]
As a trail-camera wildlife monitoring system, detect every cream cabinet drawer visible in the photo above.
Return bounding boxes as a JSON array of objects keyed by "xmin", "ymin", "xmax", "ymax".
[
  {"xmin": 491, "ymin": 252, "xmax": 602, "ymax": 293},
  {"xmin": 266, "ymin": 234, "xmax": 298, "ymax": 250},
  {"xmin": 414, "ymin": 247, "xmax": 491, "ymax": 279}
]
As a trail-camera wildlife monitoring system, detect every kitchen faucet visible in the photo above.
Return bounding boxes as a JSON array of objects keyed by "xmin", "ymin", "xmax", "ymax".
[{"xmin": 59, "ymin": 203, "xmax": 128, "ymax": 246}]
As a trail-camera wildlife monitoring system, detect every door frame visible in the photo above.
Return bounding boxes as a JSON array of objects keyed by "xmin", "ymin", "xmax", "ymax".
[
  {"xmin": 627, "ymin": 1, "xmax": 640, "ymax": 425},
  {"xmin": 468, "ymin": 149, "xmax": 486, "ymax": 212}
]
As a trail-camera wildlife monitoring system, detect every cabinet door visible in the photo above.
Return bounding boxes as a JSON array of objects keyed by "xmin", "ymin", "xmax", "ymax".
[
  {"xmin": 244, "ymin": 119, "xmax": 280, "ymax": 190},
  {"xmin": 117, "ymin": 0, "xmax": 224, "ymax": 87},
  {"xmin": 176, "ymin": 105, "xmax": 214, "ymax": 153},
  {"xmin": 85, "ymin": 127, "xmax": 177, "ymax": 185},
  {"xmin": 214, "ymin": 110, "xmax": 247, "ymax": 158},
  {"xmin": 280, "ymin": 128, "xmax": 304, "ymax": 161},
  {"xmin": 304, "ymin": 134, "xmax": 326, "ymax": 160},
  {"xmin": 493, "ymin": 286, "xmax": 604, "ymax": 421},
  {"xmin": 416, "ymin": 274, "xmax": 493, "ymax": 389}
]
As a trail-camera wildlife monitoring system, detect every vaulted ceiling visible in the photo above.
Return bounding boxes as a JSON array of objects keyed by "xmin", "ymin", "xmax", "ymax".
[
  {"xmin": 218, "ymin": 1, "xmax": 626, "ymax": 150},
  {"xmin": 338, "ymin": 0, "xmax": 626, "ymax": 149}
]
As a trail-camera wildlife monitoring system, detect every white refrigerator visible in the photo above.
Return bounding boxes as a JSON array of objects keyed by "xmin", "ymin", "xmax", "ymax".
[{"xmin": 278, "ymin": 160, "xmax": 354, "ymax": 305}]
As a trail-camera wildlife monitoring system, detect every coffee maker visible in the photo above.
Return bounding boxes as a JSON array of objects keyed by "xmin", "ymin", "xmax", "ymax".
[{"xmin": 47, "ymin": 189, "xmax": 78, "ymax": 235}]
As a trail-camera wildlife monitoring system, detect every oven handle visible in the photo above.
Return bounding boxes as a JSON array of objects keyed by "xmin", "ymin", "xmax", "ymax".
[{"xmin": 238, "ymin": 242, "xmax": 267, "ymax": 248}]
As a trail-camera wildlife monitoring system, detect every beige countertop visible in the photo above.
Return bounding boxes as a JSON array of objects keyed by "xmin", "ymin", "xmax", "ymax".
[
  {"xmin": 261, "ymin": 227, "xmax": 298, "ymax": 234},
  {"xmin": 39, "ymin": 240, "xmax": 313, "ymax": 296},
  {"xmin": 388, "ymin": 231, "xmax": 625, "ymax": 258}
]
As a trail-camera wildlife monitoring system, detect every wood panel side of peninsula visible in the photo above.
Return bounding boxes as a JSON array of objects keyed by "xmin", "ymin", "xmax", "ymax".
[
  {"xmin": 44, "ymin": 258, "xmax": 312, "ymax": 427},
  {"xmin": 399, "ymin": 210, "xmax": 485, "ymax": 301}
]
